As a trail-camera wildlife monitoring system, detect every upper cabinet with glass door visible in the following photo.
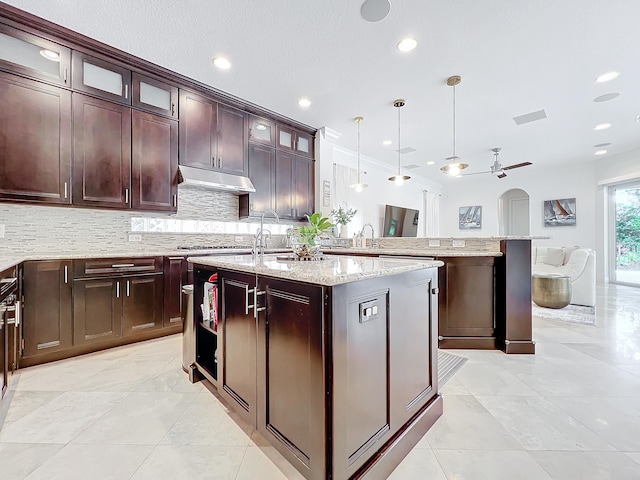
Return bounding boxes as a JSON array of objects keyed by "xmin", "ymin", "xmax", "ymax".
[
  {"xmin": 249, "ymin": 115, "xmax": 275, "ymax": 146},
  {"xmin": 276, "ymin": 124, "xmax": 313, "ymax": 158},
  {"xmin": 0, "ymin": 23, "xmax": 70, "ymax": 86},
  {"xmin": 72, "ymin": 52, "xmax": 131, "ymax": 105},
  {"xmin": 132, "ymin": 73, "xmax": 178, "ymax": 119}
]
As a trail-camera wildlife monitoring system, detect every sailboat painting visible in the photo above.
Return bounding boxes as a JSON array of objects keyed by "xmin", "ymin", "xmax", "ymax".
[
  {"xmin": 544, "ymin": 197, "xmax": 576, "ymax": 227},
  {"xmin": 459, "ymin": 205, "xmax": 482, "ymax": 229}
]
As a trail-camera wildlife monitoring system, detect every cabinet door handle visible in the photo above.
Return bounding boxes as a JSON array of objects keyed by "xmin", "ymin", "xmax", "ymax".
[
  {"xmin": 171, "ymin": 103, "xmax": 175, "ymax": 116},
  {"xmin": 126, "ymin": 280, "xmax": 130, "ymax": 297},
  {"xmin": 172, "ymin": 194, "xmax": 177, "ymax": 207},
  {"xmin": 125, "ymin": 188, "xmax": 129, "ymax": 204},
  {"xmin": 124, "ymin": 84, "xmax": 129, "ymax": 99},
  {"xmin": 64, "ymin": 182, "xmax": 68, "ymax": 199},
  {"xmin": 246, "ymin": 287, "xmax": 255, "ymax": 315},
  {"xmin": 254, "ymin": 290, "xmax": 266, "ymax": 319},
  {"xmin": 64, "ymin": 265, "xmax": 68, "ymax": 284},
  {"xmin": 111, "ymin": 263, "xmax": 135, "ymax": 268},
  {"xmin": 211, "ymin": 156, "xmax": 215, "ymax": 166},
  {"xmin": 116, "ymin": 281, "xmax": 120, "ymax": 298},
  {"xmin": 218, "ymin": 158, "xmax": 222, "ymax": 168},
  {"xmin": 63, "ymin": 67, "xmax": 68, "ymax": 83}
]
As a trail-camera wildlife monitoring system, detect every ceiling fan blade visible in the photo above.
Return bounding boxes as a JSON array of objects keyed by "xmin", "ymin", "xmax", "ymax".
[
  {"xmin": 497, "ymin": 172, "xmax": 507, "ymax": 179},
  {"xmin": 502, "ymin": 161, "xmax": 532, "ymax": 171}
]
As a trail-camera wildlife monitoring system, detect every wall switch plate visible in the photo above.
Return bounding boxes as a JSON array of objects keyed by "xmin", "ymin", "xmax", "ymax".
[
  {"xmin": 234, "ymin": 236, "xmax": 243, "ymax": 243},
  {"xmin": 128, "ymin": 234, "xmax": 142, "ymax": 242},
  {"xmin": 428, "ymin": 239, "xmax": 440, "ymax": 247},
  {"xmin": 0, "ymin": 224, "xmax": 5, "ymax": 238},
  {"xmin": 452, "ymin": 239, "xmax": 466, "ymax": 248}
]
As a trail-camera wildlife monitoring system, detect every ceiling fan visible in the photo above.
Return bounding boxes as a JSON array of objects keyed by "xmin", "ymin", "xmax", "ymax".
[{"xmin": 463, "ymin": 148, "xmax": 532, "ymax": 179}]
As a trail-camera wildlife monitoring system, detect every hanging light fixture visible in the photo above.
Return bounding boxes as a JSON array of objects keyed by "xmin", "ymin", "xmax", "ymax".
[
  {"xmin": 388, "ymin": 99, "xmax": 410, "ymax": 185},
  {"xmin": 350, "ymin": 116, "xmax": 368, "ymax": 192},
  {"xmin": 440, "ymin": 75, "xmax": 468, "ymax": 177}
]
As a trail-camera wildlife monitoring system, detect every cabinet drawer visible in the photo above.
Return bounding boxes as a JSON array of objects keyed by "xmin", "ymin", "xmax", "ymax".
[{"xmin": 74, "ymin": 257, "xmax": 163, "ymax": 278}]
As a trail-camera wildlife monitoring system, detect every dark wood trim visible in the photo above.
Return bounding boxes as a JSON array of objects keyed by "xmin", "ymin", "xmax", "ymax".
[
  {"xmin": 0, "ymin": 2, "xmax": 317, "ymax": 134},
  {"xmin": 438, "ymin": 336, "xmax": 498, "ymax": 349}
]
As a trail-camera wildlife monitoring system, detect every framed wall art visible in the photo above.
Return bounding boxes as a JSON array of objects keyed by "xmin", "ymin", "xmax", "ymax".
[
  {"xmin": 459, "ymin": 205, "xmax": 482, "ymax": 229},
  {"xmin": 544, "ymin": 197, "xmax": 576, "ymax": 227}
]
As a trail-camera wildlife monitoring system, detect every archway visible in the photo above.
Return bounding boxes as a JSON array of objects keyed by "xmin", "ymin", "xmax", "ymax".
[{"xmin": 499, "ymin": 188, "xmax": 530, "ymax": 236}]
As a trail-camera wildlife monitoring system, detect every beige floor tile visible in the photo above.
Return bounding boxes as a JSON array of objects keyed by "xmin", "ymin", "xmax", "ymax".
[
  {"xmin": 0, "ymin": 443, "xmax": 64, "ymax": 479},
  {"xmin": 434, "ymin": 450, "xmax": 553, "ymax": 480},
  {"xmin": 529, "ymin": 451, "xmax": 640, "ymax": 480}
]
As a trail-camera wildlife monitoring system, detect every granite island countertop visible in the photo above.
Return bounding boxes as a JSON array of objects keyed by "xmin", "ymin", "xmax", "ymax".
[
  {"xmin": 189, "ymin": 254, "xmax": 443, "ymax": 286},
  {"xmin": 322, "ymin": 247, "xmax": 503, "ymax": 257}
]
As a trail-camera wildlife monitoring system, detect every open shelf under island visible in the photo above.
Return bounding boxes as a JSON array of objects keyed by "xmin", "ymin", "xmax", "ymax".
[{"xmin": 188, "ymin": 254, "xmax": 443, "ymax": 480}]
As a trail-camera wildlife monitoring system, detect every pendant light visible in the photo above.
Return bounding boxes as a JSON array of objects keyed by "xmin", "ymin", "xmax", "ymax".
[
  {"xmin": 440, "ymin": 75, "xmax": 468, "ymax": 176},
  {"xmin": 388, "ymin": 99, "xmax": 410, "ymax": 185},
  {"xmin": 350, "ymin": 116, "xmax": 368, "ymax": 192}
]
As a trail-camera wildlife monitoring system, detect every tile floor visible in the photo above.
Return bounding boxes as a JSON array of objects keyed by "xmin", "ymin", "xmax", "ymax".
[{"xmin": 1, "ymin": 283, "xmax": 639, "ymax": 479}]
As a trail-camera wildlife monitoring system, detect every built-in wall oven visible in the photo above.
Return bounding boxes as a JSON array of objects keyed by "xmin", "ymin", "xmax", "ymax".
[{"xmin": 1, "ymin": 266, "xmax": 18, "ymax": 401}]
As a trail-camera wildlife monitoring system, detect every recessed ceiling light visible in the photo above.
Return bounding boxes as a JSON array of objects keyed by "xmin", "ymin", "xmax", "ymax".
[
  {"xmin": 594, "ymin": 149, "xmax": 608, "ymax": 155},
  {"xmin": 397, "ymin": 37, "xmax": 417, "ymax": 52},
  {"xmin": 594, "ymin": 123, "xmax": 611, "ymax": 131},
  {"xmin": 596, "ymin": 71, "xmax": 620, "ymax": 83},
  {"xmin": 39, "ymin": 49, "xmax": 60, "ymax": 61},
  {"xmin": 593, "ymin": 92, "xmax": 620, "ymax": 103},
  {"xmin": 212, "ymin": 57, "xmax": 231, "ymax": 69},
  {"xmin": 594, "ymin": 142, "xmax": 611, "ymax": 148},
  {"xmin": 297, "ymin": 97, "xmax": 311, "ymax": 108},
  {"xmin": 427, "ymin": 161, "xmax": 435, "ymax": 165},
  {"xmin": 383, "ymin": 140, "xmax": 392, "ymax": 146},
  {"xmin": 636, "ymin": 115, "xmax": 640, "ymax": 123}
]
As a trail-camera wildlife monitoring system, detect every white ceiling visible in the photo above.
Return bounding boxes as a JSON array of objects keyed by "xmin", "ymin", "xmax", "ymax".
[{"xmin": 6, "ymin": 0, "xmax": 640, "ymax": 181}]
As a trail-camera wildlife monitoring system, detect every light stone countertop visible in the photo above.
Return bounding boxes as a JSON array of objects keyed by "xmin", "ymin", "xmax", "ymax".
[
  {"xmin": 189, "ymin": 254, "xmax": 444, "ymax": 286},
  {"xmin": 323, "ymin": 247, "xmax": 503, "ymax": 257}
]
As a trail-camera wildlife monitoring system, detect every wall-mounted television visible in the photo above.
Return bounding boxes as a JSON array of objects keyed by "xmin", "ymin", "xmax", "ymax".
[{"xmin": 383, "ymin": 204, "xmax": 419, "ymax": 237}]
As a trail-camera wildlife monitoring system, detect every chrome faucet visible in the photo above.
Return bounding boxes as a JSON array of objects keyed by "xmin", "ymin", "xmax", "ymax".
[
  {"xmin": 361, "ymin": 223, "xmax": 376, "ymax": 248},
  {"xmin": 254, "ymin": 209, "xmax": 279, "ymax": 256}
]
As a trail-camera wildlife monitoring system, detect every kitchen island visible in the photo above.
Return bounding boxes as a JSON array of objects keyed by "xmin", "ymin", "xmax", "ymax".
[{"xmin": 189, "ymin": 254, "xmax": 443, "ymax": 480}]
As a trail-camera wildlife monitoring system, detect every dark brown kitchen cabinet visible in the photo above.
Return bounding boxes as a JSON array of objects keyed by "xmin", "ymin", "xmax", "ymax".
[
  {"xmin": 276, "ymin": 124, "xmax": 313, "ymax": 158},
  {"xmin": 0, "ymin": 72, "xmax": 72, "ymax": 204},
  {"xmin": 437, "ymin": 256, "xmax": 497, "ymax": 349},
  {"xmin": 179, "ymin": 90, "xmax": 248, "ymax": 176},
  {"xmin": 248, "ymin": 115, "xmax": 275, "ymax": 146},
  {"xmin": 72, "ymin": 93, "xmax": 131, "ymax": 209},
  {"xmin": 72, "ymin": 51, "xmax": 131, "ymax": 105},
  {"xmin": 239, "ymin": 143, "xmax": 275, "ymax": 218},
  {"xmin": 122, "ymin": 274, "xmax": 164, "ymax": 336},
  {"xmin": 73, "ymin": 277, "xmax": 123, "ymax": 346},
  {"xmin": 22, "ymin": 261, "xmax": 73, "ymax": 359},
  {"xmin": 163, "ymin": 256, "xmax": 186, "ymax": 329},
  {"xmin": 218, "ymin": 270, "xmax": 257, "ymax": 426},
  {"xmin": 274, "ymin": 151, "xmax": 314, "ymax": 220},
  {"xmin": 131, "ymin": 109, "xmax": 178, "ymax": 212},
  {"xmin": 0, "ymin": 23, "xmax": 71, "ymax": 87},
  {"xmin": 132, "ymin": 73, "xmax": 178, "ymax": 119}
]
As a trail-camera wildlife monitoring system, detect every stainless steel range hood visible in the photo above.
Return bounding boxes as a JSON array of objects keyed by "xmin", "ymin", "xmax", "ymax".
[{"xmin": 177, "ymin": 165, "xmax": 255, "ymax": 194}]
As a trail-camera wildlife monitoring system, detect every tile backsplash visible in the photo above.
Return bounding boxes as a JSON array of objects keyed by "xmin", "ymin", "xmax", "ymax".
[{"xmin": 0, "ymin": 185, "xmax": 288, "ymax": 254}]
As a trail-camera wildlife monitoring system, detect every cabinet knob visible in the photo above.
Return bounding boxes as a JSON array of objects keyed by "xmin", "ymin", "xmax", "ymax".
[{"xmin": 431, "ymin": 287, "xmax": 440, "ymax": 294}]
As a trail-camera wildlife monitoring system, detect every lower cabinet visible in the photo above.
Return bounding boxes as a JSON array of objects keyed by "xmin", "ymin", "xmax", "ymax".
[
  {"xmin": 437, "ymin": 256, "xmax": 496, "ymax": 349},
  {"xmin": 163, "ymin": 256, "xmax": 187, "ymax": 329},
  {"xmin": 74, "ymin": 273, "xmax": 163, "ymax": 345},
  {"xmin": 21, "ymin": 256, "xmax": 173, "ymax": 367},
  {"xmin": 22, "ymin": 261, "xmax": 73, "ymax": 359}
]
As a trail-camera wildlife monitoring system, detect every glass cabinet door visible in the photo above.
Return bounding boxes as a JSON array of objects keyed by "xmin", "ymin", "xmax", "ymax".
[
  {"xmin": 249, "ymin": 115, "xmax": 275, "ymax": 145},
  {"xmin": 276, "ymin": 124, "xmax": 294, "ymax": 151},
  {"xmin": 295, "ymin": 132, "xmax": 313, "ymax": 157},
  {"xmin": 72, "ymin": 52, "xmax": 131, "ymax": 104},
  {"xmin": 0, "ymin": 24, "xmax": 70, "ymax": 86},
  {"xmin": 132, "ymin": 73, "xmax": 178, "ymax": 118}
]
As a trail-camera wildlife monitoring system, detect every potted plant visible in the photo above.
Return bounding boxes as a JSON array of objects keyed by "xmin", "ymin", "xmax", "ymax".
[
  {"xmin": 330, "ymin": 205, "xmax": 357, "ymax": 238},
  {"xmin": 292, "ymin": 212, "xmax": 334, "ymax": 258}
]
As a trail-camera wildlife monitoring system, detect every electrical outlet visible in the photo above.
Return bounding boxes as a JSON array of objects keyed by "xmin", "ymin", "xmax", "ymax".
[
  {"xmin": 452, "ymin": 239, "xmax": 466, "ymax": 248},
  {"xmin": 128, "ymin": 234, "xmax": 142, "ymax": 242},
  {"xmin": 0, "ymin": 224, "xmax": 5, "ymax": 238},
  {"xmin": 234, "ymin": 236, "xmax": 243, "ymax": 243},
  {"xmin": 428, "ymin": 239, "xmax": 440, "ymax": 247}
]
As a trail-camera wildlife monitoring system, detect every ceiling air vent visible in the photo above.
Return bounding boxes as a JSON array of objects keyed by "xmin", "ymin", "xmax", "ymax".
[
  {"xmin": 513, "ymin": 109, "xmax": 547, "ymax": 125},
  {"xmin": 397, "ymin": 146, "xmax": 417, "ymax": 154},
  {"xmin": 404, "ymin": 164, "xmax": 420, "ymax": 170}
]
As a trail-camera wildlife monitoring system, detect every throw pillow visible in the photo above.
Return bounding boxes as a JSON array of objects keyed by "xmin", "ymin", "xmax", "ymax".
[
  {"xmin": 542, "ymin": 247, "xmax": 564, "ymax": 267},
  {"xmin": 562, "ymin": 245, "xmax": 580, "ymax": 265}
]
